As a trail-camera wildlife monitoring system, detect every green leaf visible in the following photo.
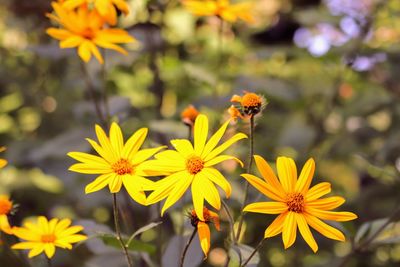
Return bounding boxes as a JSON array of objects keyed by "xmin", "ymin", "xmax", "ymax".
[
  {"xmin": 126, "ymin": 221, "xmax": 162, "ymax": 247},
  {"xmin": 229, "ymin": 244, "xmax": 260, "ymax": 267},
  {"xmin": 100, "ymin": 234, "xmax": 156, "ymax": 254}
]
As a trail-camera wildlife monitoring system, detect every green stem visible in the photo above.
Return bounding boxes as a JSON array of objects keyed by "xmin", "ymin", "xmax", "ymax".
[
  {"xmin": 236, "ymin": 115, "xmax": 255, "ymax": 241},
  {"xmin": 180, "ymin": 227, "xmax": 198, "ymax": 267},
  {"xmin": 113, "ymin": 193, "xmax": 134, "ymax": 267},
  {"xmin": 241, "ymin": 238, "xmax": 264, "ymax": 267},
  {"xmin": 221, "ymin": 200, "xmax": 237, "ymax": 244}
]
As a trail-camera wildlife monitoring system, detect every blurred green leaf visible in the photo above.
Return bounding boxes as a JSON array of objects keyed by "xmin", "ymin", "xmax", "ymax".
[
  {"xmin": 126, "ymin": 221, "xmax": 162, "ymax": 247},
  {"xmin": 229, "ymin": 244, "xmax": 260, "ymax": 267},
  {"xmin": 100, "ymin": 234, "xmax": 156, "ymax": 254}
]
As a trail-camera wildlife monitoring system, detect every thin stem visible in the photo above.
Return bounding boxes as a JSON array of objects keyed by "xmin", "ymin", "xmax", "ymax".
[
  {"xmin": 221, "ymin": 199, "xmax": 237, "ymax": 244},
  {"xmin": 113, "ymin": 193, "xmax": 134, "ymax": 267},
  {"xmin": 180, "ymin": 227, "xmax": 198, "ymax": 267},
  {"xmin": 241, "ymin": 238, "xmax": 264, "ymax": 267},
  {"xmin": 46, "ymin": 257, "xmax": 53, "ymax": 267},
  {"xmin": 80, "ymin": 62, "xmax": 107, "ymax": 127},
  {"xmin": 236, "ymin": 115, "xmax": 255, "ymax": 241}
]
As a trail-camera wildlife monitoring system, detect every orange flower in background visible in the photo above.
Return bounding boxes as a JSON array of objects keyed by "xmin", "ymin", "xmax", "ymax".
[
  {"xmin": 12, "ymin": 216, "xmax": 87, "ymax": 258},
  {"xmin": 242, "ymin": 155, "xmax": 357, "ymax": 252},
  {"xmin": 46, "ymin": 2, "xmax": 135, "ymax": 64},
  {"xmin": 0, "ymin": 195, "xmax": 14, "ymax": 234},
  {"xmin": 182, "ymin": 0, "xmax": 254, "ymax": 24},
  {"xmin": 181, "ymin": 105, "xmax": 200, "ymax": 126},
  {"xmin": 230, "ymin": 91, "xmax": 265, "ymax": 118},
  {"xmin": 62, "ymin": 0, "xmax": 130, "ymax": 25},
  {"xmin": 189, "ymin": 207, "xmax": 220, "ymax": 257},
  {"xmin": 0, "ymin": 146, "xmax": 7, "ymax": 169}
]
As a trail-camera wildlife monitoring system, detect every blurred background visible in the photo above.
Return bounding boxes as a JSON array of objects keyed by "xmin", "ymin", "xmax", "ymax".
[{"xmin": 1, "ymin": 0, "xmax": 400, "ymax": 266}]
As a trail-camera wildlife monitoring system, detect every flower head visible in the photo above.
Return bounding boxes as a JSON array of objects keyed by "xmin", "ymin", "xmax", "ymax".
[
  {"xmin": 46, "ymin": 2, "xmax": 135, "ymax": 64},
  {"xmin": 68, "ymin": 122, "xmax": 165, "ymax": 204},
  {"xmin": 0, "ymin": 146, "xmax": 7, "ymax": 169},
  {"xmin": 12, "ymin": 216, "xmax": 87, "ymax": 258},
  {"xmin": 0, "ymin": 195, "xmax": 15, "ymax": 234},
  {"xmin": 230, "ymin": 91, "xmax": 265, "ymax": 117},
  {"xmin": 189, "ymin": 207, "xmax": 220, "ymax": 257},
  {"xmin": 62, "ymin": 0, "xmax": 130, "ymax": 25},
  {"xmin": 142, "ymin": 114, "xmax": 247, "ymax": 220},
  {"xmin": 181, "ymin": 105, "xmax": 200, "ymax": 126},
  {"xmin": 182, "ymin": 0, "xmax": 254, "ymax": 24},
  {"xmin": 242, "ymin": 155, "xmax": 357, "ymax": 252}
]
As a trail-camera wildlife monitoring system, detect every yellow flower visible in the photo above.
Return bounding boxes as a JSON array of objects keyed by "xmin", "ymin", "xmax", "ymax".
[
  {"xmin": 0, "ymin": 195, "xmax": 14, "ymax": 234},
  {"xmin": 181, "ymin": 105, "xmax": 200, "ymax": 126},
  {"xmin": 46, "ymin": 2, "xmax": 135, "ymax": 64},
  {"xmin": 182, "ymin": 0, "xmax": 254, "ymax": 23},
  {"xmin": 142, "ymin": 114, "xmax": 247, "ymax": 220},
  {"xmin": 189, "ymin": 207, "xmax": 220, "ymax": 257},
  {"xmin": 68, "ymin": 122, "xmax": 165, "ymax": 205},
  {"xmin": 242, "ymin": 156, "xmax": 357, "ymax": 252},
  {"xmin": 62, "ymin": 0, "xmax": 129, "ymax": 25},
  {"xmin": 0, "ymin": 146, "xmax": 7, "ymax": 169},
  {"xmin": 12, "ymin": 216, "xmax": 87, "ymax": 258}
]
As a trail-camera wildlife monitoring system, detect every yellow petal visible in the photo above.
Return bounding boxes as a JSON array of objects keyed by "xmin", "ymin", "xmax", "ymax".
[
  {"xmin": 296, "ymin": 213, "xmax": 318, "ymax": 253},
  {"xmin": 264, "ymin": 212, "xmax": 287, "ymax": 238},
  {"xmin": 67, "ymin": 152, "xmax": 109, "ymax": 166},
  {"xmin": 192, "ymin": 175, "xmax": 205, "ymax": 221},
  {"xmin": 95, "ymin": 124, "xmax": 118, "ymax": 161},
  {"xmin": 197, "ymin": 172, "xmax": 221, "ymax": 210},
  {"xmin": 44, "ymin": 244, "xmax": 55, "ymax": 258},
  {"xmin": 201, "ymin": 168, "xmax": 231, "ymax": 198},
  {"xmin": 85, "ymin": 173, "xmax": 113, "ymax": 194},
  {"xmin": 306, "ymin": 208, "xmax": 358, "ymax": 222},
  {"xmin": 46, "ymin": 28, "xmax": 72, "ymax": 40},
  {"xmin": 131, "ymin": 146, "xmax": 166, "ymax": 165},
  {"xmin": 78, "ymin": 41, "xmax": 92, "ymax": 63},
  {"xmin": 253, "ymin": 155, "xmax": 284, "ymax": 192},
  {"xmin": 307, "ymin": 196, "xmax": 345, "ymax": 210},
  {"xmin": 276, "ymin": 157, "xmax": 297, "ymax": 193},
  {"xmin": 109, "ymin": 122, "xmax": 124, "ymax": 157},
  {"xmin": 170, "ymin": 139, "xmax": 195, "ymax": 158},
  {"xmin": 193, "ymin": 114, "xmax": 208, "ymax": 155},
  {"xmin": 69, "ymin": 163, "xmax": 111, "ymax": 174},
  {"xmin": 306, "ymin": 182, "xmax": 331, "ymax": 202},
  {"xmin": 58, "ymin": 225, "xmax": 84, "ymax": 237},
  {"xmin": 197, "ymin": 221, "xmax": 211, "ymax": 256},
  {"xmin": 244, "ymin": 202, "xmax": 287, "ymax": 214},
  {"xmin": 108, "ymin": 174, "xmax": 122, "ymax": 193},
  {"xmin": 122, "ymin": 175, "xmax": 149, "ymax": 205},
  {"xmin": 86, "ymin": 138, "xmax": 113, "ymax": 163},
  {"xmin": 12, "ymin": 227, "xmax": 41, "ymax": 241},
  {"xmin": 305, "ymin": 214, "xmax": 345, "ymax": 241},
  {"xmin": 94, "ymin": 40, "xmax": 129, "ymax": 55},
  {"xmin": 204, "ymin": 155, "xmax": 243, "ymax": 168},
  {"xmin": 294, "ymin": 158, "xmax": 315, "ymax": 194},
  {"xmin": 58, "ymin": 234, "xmax": 87, "ymax": 244},
  {"xmin": 161, "ymin": 174, "xmax": 193, "ymax": 215},
  {"xmin": 0, "ymin": 215, "xmax": 12, "ymax": 234},
  {"xmin": 282, "ymin": 212, "xmax": 297, "ymax": 249},
  {"xmin": 146, "ymin": 171, "xmax": 188, "ymax": 205},
  {"xmin": 55, "ymin": 219, "xmax": 72, "ymax": 233},
  {"xmin": 96, "ymin": 29, "xmax": 135, "ymax": 43},
  {"xmin": 204, "ymin": 133, "xmax": 247, "ymax": 161},
  {"xmin": 60, "ymin": 35, "xmax": 84, "ymax": 48},
  {"xmin": 241, "ymin": 174, "xmax": 285, "ymax": 202},
  {"xmin": 122, "ymin": 128, "xmax": 148, "ymax": 159},
  {"xmin": 28, "ymin": 244, "xmax": 45, "ymax": 258},
  {"xmin": 11, "ymin": 242, "xmax": 38, "ymax": 249},
  {"xmin": 201, "ymin": 119, "xmax": 230, "ymax": 158},
  {"xmin": 0, "ymin": 159, "xmax": 7, "ymax": 169},
  {"xmin": 113, "ymin": 0, "xmax": 130, "ymax": 14}
]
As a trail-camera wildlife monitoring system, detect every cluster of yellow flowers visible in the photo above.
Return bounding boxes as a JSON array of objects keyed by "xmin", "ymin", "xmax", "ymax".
[{"xmin": 46, "ymin": 0, "xmax": 135, "ymax": 64}]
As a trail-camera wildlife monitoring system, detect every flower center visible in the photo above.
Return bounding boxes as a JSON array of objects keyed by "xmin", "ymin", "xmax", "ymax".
[
  {"xmin": 81, "ymin": 28, "xmax": 95, "ymax": 39},
  {"xmin": 186, "ymin": 156, "xmax": 204, "ymax": 175},
  {"xmin": 190, "ymin": 208, "xmax": 212, "ymax": 226},
  {"xmin": 0, "ymin": 198, "xmax": 12, "ymax": 215},
  {"xmin": 41, "ymin": 234, "xmax": 56, "ymax": 243},
  {"xmin": 112, "ymin": 159, "xmax": 134, "ymax": 175},
  {"xmin": 286, "ymin": 193, "xmax": 305, "ymax": 213},
  {"xmin": 241, "ymin": 93, "xmax": 262, "ymax": 115}
]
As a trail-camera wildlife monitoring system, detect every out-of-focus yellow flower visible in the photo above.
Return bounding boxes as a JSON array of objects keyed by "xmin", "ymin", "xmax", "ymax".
[
  {"xmin": 46, "ymin": 2, "xmax": 135, "ymax": 64},
  {"xmin": 68, "ymin": 122, "xmax": 165, "ymax": 204},
  {"xmin": 230, "ymin": 91, "xmax": 265, "ymax": 117},
  {"xmin": 62, "ymin": 0, "xmax": 129, "ymax": 25},
  {"xmin": 0, "ymin": 195, "xmax": 14, "ymax": 234},
  {"xmin": 0, "ymin": 147, "xmax": 7, "ymax": 169},
  {"xmin": 182, "ymin": 0, "xmax": 254, "ymax": 24},
  {"xmin": 181, "ymin": 105, "xmax": 200, "ymax": 126},
  {"xmin": 142, "ymin": 114, "xmax": 247, "ymax": 220},
  {"xmin": 189, "ymin": 207, "xmax": 220, "ymax": 257},
  {"xmin": 242, "ymin": 156, "xmax": 357, "ymax": 252},
  {"xmin": 12, "ymin": 216, "xmax": 87, "ymax": 258}
]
